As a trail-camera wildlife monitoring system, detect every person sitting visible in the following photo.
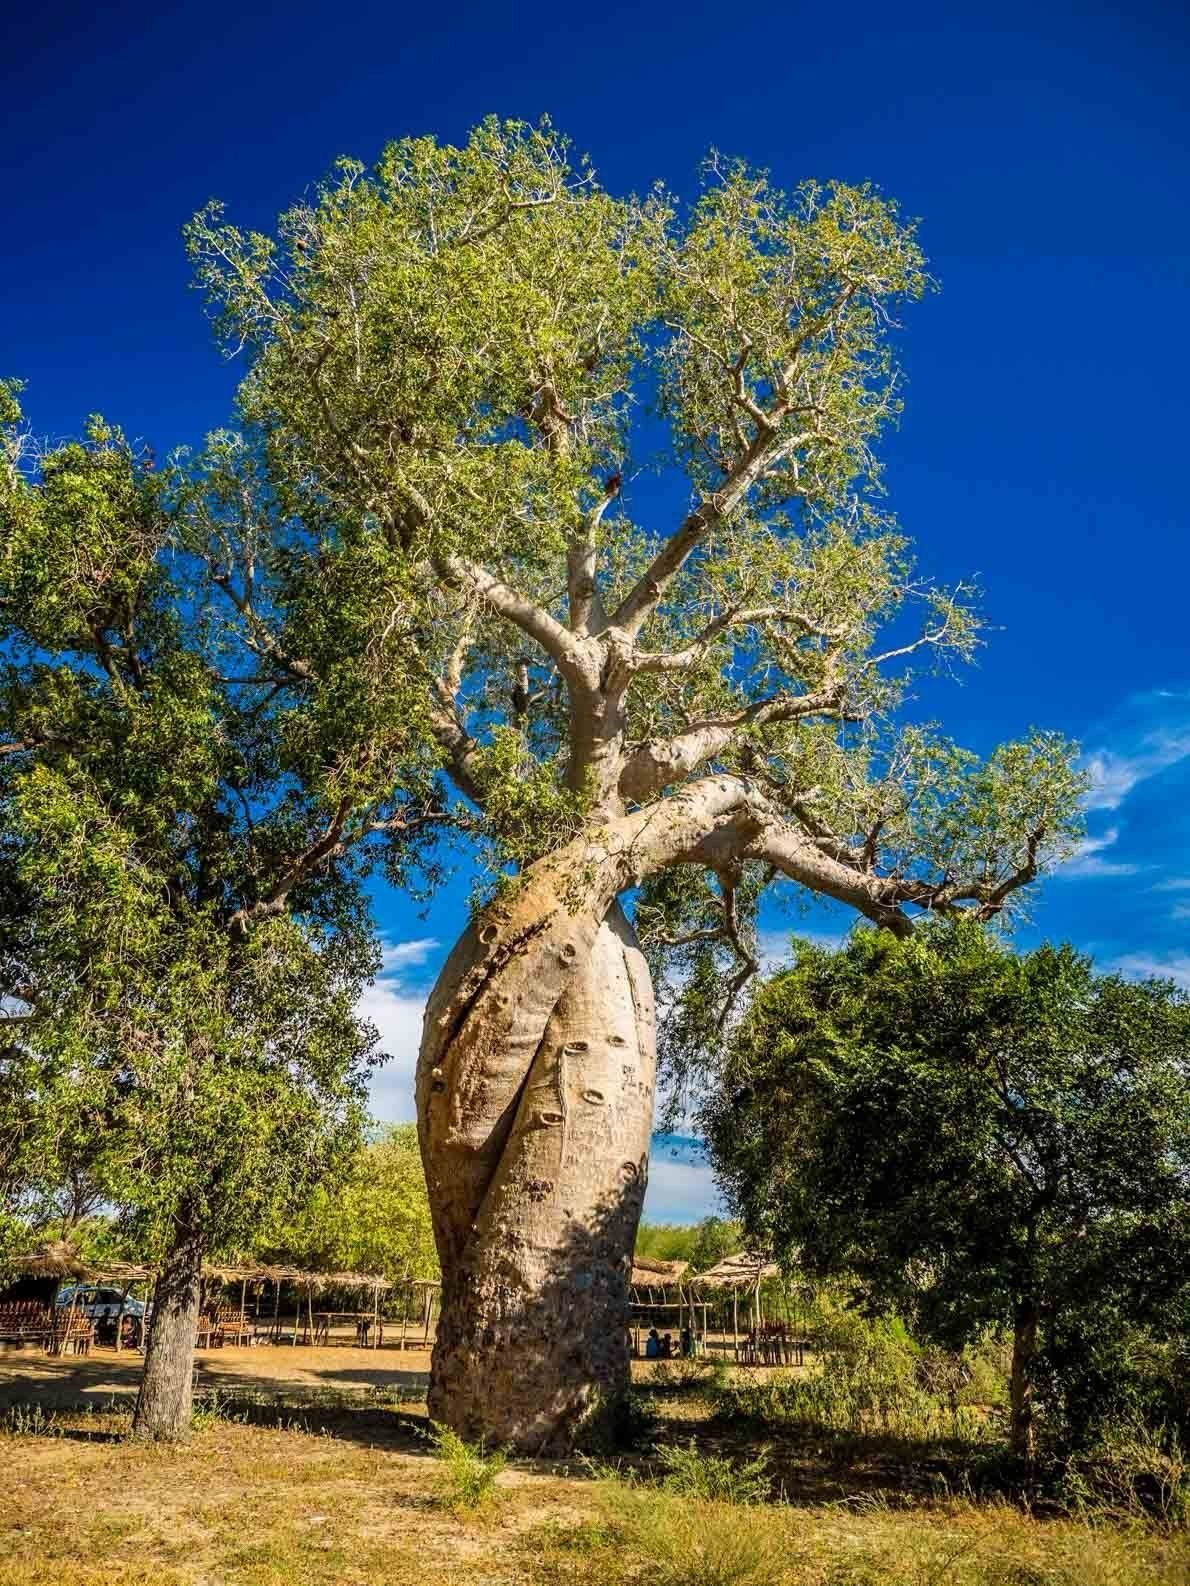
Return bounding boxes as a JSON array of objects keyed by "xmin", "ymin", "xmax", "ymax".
[
  {"xmin": 645, "ymin": 1328, "xmax": 661, "ymax": 1359},
  {"xmin": 660, "ymin": 1331, "xmax": 674, "ymax": 1359}
]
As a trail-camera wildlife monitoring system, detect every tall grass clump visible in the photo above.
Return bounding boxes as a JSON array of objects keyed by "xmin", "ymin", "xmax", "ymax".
[
  {"xmin": 1058, "ymin": 1418, "xmax": 1190, "ymax": 1531},
  {"xmin": 718, "ymin": 1313, "xmax": 996, "ymax": 1447},
  {"xmin": 655, "ymin": 1440, "xmax": 773, "ymax": 1503},
  {"xmin": 428, "ymin": 1421, "xmax": 507, "ymax": 1514},
  {"xmin": 545, "ymin": 1479, "xmax": 1190, "ymax": 1586}
]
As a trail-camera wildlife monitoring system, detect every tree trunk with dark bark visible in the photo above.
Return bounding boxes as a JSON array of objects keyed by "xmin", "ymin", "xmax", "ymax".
[
  {"xmin": 131, "ymin": 1224, "xmax": 204, "ymax": 1440},
  {"xmin": 1009, "ymin": 1297, "xmax": 1039, "ymax": 1461},
  {"xmin": 418, "ymin": 897, "xmax": 655, "ymax": 1452}
]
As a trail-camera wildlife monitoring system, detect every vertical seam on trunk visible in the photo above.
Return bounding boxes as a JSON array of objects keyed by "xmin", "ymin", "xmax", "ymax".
[{"xmin": 465, "ymin": 1012, "xmax": 561, "ymax": 1262}]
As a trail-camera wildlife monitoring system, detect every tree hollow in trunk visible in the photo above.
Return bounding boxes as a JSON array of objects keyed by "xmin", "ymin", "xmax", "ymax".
[
  {"xmin": 131, "ymin": 1226, "xmax": 204, "ymax": 1441},
  {"xmin": 418, "ymin": 899, "xmax": 655, "ymax": 1452}
]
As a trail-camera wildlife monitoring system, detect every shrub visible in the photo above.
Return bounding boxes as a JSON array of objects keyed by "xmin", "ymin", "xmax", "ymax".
[
  {"xmin": 655, "ymin": 1440, "xmax": 773, "ymax": 1504},
  {"xmin": 641, "ymin": 1357, "xmax": 728, "ymax": 1397},
  {"xmin": 428, "ymin": 1421, "xmax": 507, "ymax": 1514},
  {"xmin": 1058, "ymin": 1418, "xmax": 1190, "ymax": 1531}
]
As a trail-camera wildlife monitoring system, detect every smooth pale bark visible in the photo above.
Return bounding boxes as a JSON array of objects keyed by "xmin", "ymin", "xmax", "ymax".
[
  {"xmin": 131, "ymin": 1225, "xmax": 204, "ymax": 1441},
  {"xmin": 418, "ymin": 901, "xmax": 654, "ymax": 1451},
  {"xmin": 413, "ymin": 776, "xmax": 940, "ymax": 1449},
  {"xmin": 1009, "ymin": 1298, "xmax": 1039, "ymax": 1462}
]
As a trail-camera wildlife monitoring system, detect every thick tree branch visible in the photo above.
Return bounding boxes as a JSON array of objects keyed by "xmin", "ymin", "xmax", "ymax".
[
  {"xmin": 618, "ymin": 684, "xmax": 852, "ymax": 805},
  {"xmin": 567, "ymin": 479, "xmax": 618, "ymax": 635},
  {"xmin": 436, "ymin": 554, "xmax": 589, "ymax": 682},
  {"xmin": 605, "ymin": 427, "xmax": 805, "ymax": 638}
]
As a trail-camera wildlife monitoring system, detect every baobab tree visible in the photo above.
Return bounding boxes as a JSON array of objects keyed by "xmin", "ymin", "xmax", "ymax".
[{"xmin": 185, "ymin": 118, "xmax": 1083, "ymax": 1450}]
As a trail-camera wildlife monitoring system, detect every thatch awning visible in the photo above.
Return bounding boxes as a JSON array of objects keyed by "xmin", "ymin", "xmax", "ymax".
[
  {"xmin": 4, "ymin": 1248, "xmax": 436, "ymax": 1297},
  {"xmin": 629, "ymin": 1256, "xmax": 689, "ymax": 1289},
  {"xmin": 691, "ymin": 1252, "xmax": 779, "ymax": 1290},
  {"xmin": 3, "ymin": 1240, "xmax": 93, "ymax": 1281},
  {"xmin": 200, "ymin": 1262, "xmax": 396, "ymax": 1292}
]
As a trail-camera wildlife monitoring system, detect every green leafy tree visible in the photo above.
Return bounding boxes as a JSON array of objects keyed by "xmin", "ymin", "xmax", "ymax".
[
  {"xmin": 689, "ymin": 1215, "xmax": 742, "ymax": 1274},
  {"xmin": 258, "ymin": 1122, "xmax": 437, "ymax": 1282},
  {"xmin": 177, "ymin": 116, "xmax": 1085, "ymax": 1449},
  {"xmin": 706, "ymin": 924, "xmax": 1190, "ymax": 1458},
  {"xmin": 0, "ymin": 395, "xmax": 448, "ymax": 1437}
]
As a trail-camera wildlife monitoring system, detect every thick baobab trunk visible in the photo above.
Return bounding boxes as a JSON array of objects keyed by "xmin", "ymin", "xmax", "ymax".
[
  {"xmin": 418, "ymin": 900, "xmax": 655, "ymax": 1452},
  {"xmin": 416, "ymin": 783, "xmax": 757, "ymax": 1450},
  {"xmin": 131, "ymin": 1224, "xmax": 204, "ymax": 1441},
  {"xmin": 1009, "ymin": 1297, "xmax": 1039, "ymax": 1462}
]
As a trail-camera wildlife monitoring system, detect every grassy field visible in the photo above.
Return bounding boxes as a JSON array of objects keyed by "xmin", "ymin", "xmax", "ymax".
[{"xmin": 1, "ymin": 1353, "xmax": 1187, "ymax": 1586}]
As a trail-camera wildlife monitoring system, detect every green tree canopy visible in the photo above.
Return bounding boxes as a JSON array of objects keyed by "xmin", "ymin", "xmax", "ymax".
[
  {"xmin": 0, "ymin": 394, "xmax": 420, "ymax": 1432},
  {"xmin": 706, "ymin": 923, "xmax": 1190, "ymax": 1455},
  {"xmin": 256, "ymin": 1122, "xmax": 437, "ymax": 1282}
]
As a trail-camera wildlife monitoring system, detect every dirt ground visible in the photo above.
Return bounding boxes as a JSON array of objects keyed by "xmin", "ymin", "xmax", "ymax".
[
  {"xmin": 0, "ymin": 1338, "xmax": 753, "ymax": 1411},
  {"xmin": 0, "ymin": 1340, "xmax": 436, "ymax": 1409},
  {"xmin": 1, "ymin": 1386, "xmax": 1187, "ymax": 1586}
]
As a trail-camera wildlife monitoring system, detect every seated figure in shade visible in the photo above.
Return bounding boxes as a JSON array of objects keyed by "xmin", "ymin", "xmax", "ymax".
[
  {"xmin": 660, "ymin": 1331, "xmax": 674, "ymax": 1358},
  {"xmin": 645, "ymin": 1328, "xmax": 661, "ymax": 1358}
]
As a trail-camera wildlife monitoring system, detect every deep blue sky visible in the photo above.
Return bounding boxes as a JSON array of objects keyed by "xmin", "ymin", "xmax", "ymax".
[{"xmin": 6, "ymin": 1, "xmax": 1189, "ymax": 1218}]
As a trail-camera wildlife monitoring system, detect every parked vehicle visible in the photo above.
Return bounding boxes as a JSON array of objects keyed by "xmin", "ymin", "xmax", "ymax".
[{"xmin": 55, "ymin": 1284, "xmax": 148, "ymax": 1322}]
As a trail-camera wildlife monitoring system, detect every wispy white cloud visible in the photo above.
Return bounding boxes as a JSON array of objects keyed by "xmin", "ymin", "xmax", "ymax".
[
  {"xmin": 1059, "ymin": 828, "xmax": 1141, "ymax": 880},
  {"xmin": 1082, "ymin": 712, "xmax": 1190, "ymax": 812},
  {"xmin": 380, "ymin": 937, "xmax": 439, "ymax": 971},
  {"xmin": 1154, "ymin": 877, "xmax": 1190, "ymax": 892},
  {"xmin": 362, "ymin": 938, "xmax": 442, "ymax": 1123},
  {"xmin": 1112, "ymin": 952, "xmax": 1190, "ymax": 990}
]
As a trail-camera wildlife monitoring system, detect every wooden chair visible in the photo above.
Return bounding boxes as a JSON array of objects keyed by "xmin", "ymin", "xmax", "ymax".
[
  {"xmin": 196, "ymin": 1312, "xmax": 224, "ymax": 1349},
  {"xmin": 0, "ymin": 1302, "xmax": 54, "ymax": 1349},
  {"xmin": 213, "ymin": 1304, "xmax": 252, "ymax": 1345}
]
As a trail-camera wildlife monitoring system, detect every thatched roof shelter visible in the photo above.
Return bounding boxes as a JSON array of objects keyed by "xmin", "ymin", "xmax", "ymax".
[
  {"xmin": 3, "ymin": 1240, "xmax": 93, "ymax": 1280},
  {"xmin": 691, "ymin": 1252, "xmax": 779, "ymax": 1290},
  {"xmin": 629, "ymin": 1255, "xmax": 689, "ymax": 1290}
]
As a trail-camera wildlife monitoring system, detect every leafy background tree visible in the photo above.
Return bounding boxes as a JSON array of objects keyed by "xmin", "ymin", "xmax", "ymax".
[
  {"xmin": 0, "ymin": 393, "xmax": 451, "ymax": 1436},
  {"xmin": 257, "ymin": 1122, "xmax": 437, "ymax": 1283},
  {"xmin": 706, "ymin": 924, "xmax": 1190, "ymax": 1457},
  {"xmin": 634, "ymin": 1214, "xmax": 742, "ymax": 1272}
]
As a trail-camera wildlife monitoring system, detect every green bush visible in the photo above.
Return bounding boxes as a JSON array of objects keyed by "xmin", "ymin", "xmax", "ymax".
[
  {"xmin": 1058, "ymin": 1418, "xmax": 1190, "ymax": 1531},
  {"xmin": 428, "ymin": 1421, "xmax": 507, "ymax": 1514},
  {"xmin": 655, "ymin": 1440, "xmax": 773, "ymax": 1504},
  {"xmin": 718, "ymin": 1313, "xmax": 996, "ymax": 1447}
]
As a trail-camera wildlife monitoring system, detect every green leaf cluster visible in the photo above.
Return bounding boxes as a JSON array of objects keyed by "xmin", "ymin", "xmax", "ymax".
[{"xmin": 706, "ymin": 923, "xmax": 1190, "ymax": 1441}]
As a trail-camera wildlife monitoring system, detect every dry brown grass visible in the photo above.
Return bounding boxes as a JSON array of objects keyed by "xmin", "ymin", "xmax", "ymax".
[
  {"xmin": 0, "ymin": 1351, "xmax": 1186, "ymax": 1586},
  {"xmin": 0, "ymin": 1404, "xmax": 577, "ymax": 1586}
]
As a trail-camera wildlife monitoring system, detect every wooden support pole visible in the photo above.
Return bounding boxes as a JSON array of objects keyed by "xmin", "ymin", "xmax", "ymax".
[{"xmin": 114, "ymin": 1282, "xmax": 131, "ymax": 1353}]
